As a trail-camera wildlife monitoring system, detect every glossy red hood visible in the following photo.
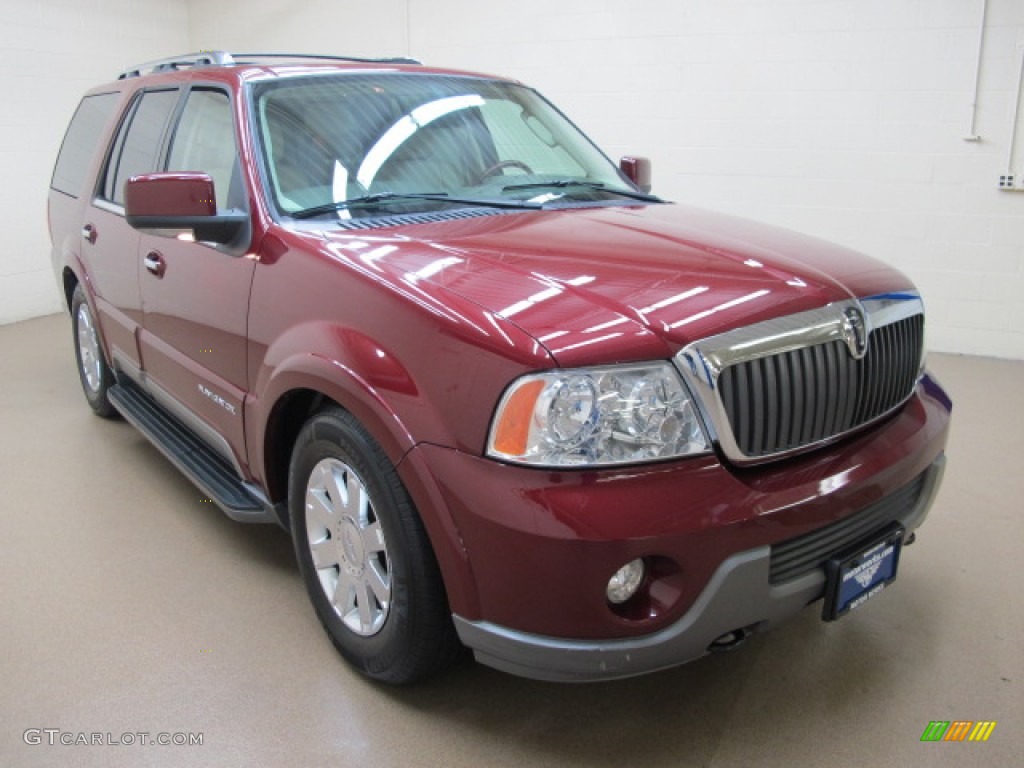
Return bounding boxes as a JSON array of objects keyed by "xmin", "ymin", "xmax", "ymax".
[{"xmin": 320, "ymin": 204, "xmax": 913, "ymax": 367}]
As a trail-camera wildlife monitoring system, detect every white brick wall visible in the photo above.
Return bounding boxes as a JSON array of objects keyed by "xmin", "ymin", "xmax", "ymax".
[
  {"xmin": 188, "ymin": 0, "xmax": 1022, "ymax": 360},
  {"xmin": 5, "ymin": 0, "xmax": 1024, "ymax": 360},
  {"xmin": 0, "ymin": 0, "xmax": 189, "ymax": 324}
]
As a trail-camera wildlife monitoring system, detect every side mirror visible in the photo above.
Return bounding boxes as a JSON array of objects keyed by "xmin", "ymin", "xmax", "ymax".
[
  {"xmin": 125, "ymin": 172, "xmax": 247, "ymax": 244},
  {"xmin": 619, "ymin": 156, "xmax": 652, "ymax": 194}
]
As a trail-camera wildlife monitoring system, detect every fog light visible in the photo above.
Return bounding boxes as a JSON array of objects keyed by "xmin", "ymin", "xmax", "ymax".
[{"xmin": 607, "ymin": 558, "xmax": 645, "ymax": 604}]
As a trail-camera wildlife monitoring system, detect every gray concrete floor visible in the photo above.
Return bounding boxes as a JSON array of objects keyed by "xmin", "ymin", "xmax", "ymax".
[{"xmin": 1, "ymin": 312, "xmax": 1021, "ymax": 767}]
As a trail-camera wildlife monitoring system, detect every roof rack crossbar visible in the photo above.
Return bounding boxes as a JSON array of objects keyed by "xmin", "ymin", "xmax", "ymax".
[
  {"xmin": 118, "ymin": 50, "xmax": 421, "ymax": 79},
  {"xmin": 119, "ymin": 50, "xmax": 235, "ymax": 80}
]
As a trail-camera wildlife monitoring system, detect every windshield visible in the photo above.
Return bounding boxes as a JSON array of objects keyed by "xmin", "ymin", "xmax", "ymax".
[{"xmin": 252, "ymin": 74, "xmax": 652, "ymax": 219}]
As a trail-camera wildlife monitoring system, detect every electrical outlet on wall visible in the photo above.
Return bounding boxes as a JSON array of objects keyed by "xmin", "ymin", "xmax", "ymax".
[{"xmin": 998, "ymin": 174, "xmax": 1022, "ymax": 190}]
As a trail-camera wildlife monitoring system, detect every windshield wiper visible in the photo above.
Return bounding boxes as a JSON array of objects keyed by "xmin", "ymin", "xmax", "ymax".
[
  {"xmin": 501, "ymin": 179, "xmax": 662, "ymax": 203},
  {"xmin": 290, "ymin": 191, "xmax": 541, "ymax": 220}
]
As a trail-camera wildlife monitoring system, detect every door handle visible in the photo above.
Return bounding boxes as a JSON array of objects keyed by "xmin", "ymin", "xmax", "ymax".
[
  {"xmin": 81, "ymin": 224, "xmax": 97, "ymax": 244},
  {"xmin": 143, "ymin": 251, "xmax": 166, "ymax": 278}
]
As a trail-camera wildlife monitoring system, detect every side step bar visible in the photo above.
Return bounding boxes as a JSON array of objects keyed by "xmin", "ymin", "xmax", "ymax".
[{"xmin": 108, "ymin": 378, "xmax": 280, "ymax": 524}]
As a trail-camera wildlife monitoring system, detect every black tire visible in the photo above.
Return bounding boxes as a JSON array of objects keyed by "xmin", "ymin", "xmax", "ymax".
[
  {"xmin": 288, "ymin": 406, "xmax": 461, "ymax": 684},
  {"xmin": 70, "ymin": 284, "xmax": 118, "ymax": 418}
]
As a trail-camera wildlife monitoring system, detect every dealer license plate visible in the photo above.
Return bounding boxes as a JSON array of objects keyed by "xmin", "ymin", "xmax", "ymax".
[{"xmin": 822, "ymin": 524, "xmax": 904, "ymax": 622}]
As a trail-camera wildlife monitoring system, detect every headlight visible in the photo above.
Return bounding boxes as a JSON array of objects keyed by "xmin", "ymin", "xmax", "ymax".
[{"xmin": 486, "ymin": 362, "xmax": 711, "ymax": 467}]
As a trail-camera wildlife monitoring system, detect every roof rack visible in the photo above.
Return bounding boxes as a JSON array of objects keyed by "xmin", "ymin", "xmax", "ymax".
[
  {"xmin": 119, "ymin": 51, "xmax": 235, "ymax": 79},
  {"xmin": 234, "ymin": 52, "xmax": 423, "ymax": 66},
  {"xmin": 118, "ymin": 50, "xmax": 422, "ymax": 79}
]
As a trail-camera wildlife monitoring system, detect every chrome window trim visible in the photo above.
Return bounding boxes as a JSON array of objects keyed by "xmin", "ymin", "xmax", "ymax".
[
  {"xmin": 91, "ymin": 198, "xmax": 125, "ymax": 217},
  {"xmin": 673, "ymin": 291, "xmax": 925, "ymax": 465}
]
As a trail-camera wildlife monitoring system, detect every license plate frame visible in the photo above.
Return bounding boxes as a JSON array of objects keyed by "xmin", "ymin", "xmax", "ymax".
[{"xmin": 822, "ymin": 523, "xmax": 905, "ymax": 622}]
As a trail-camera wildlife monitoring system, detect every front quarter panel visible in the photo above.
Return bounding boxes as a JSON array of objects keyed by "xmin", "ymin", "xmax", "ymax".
[
  {"xmin": 246, "ymin": 230, "xmax": 552, "ymax": 464},
  {"xmin": 245, "ymin": 230, "xmax": 554, "ymax": 619}
]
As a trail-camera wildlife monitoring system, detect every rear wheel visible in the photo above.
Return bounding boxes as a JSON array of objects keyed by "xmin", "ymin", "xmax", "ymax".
[
  {"xmin": 288, "ymin": 406, "xmax": 460, "ymax": 683},
  {"xmin": 71, "ymin": 284, "xmax": 117, "ymax": 418}
]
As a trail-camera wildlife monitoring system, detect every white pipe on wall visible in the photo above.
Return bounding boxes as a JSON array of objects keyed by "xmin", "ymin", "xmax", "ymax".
[
  {"xmin": 1006, "ymin": 45, "xmax": 1024, "ymax": 174},
  {"xmin": 964, "ymin": 0, "xmax": 987, "ymax": 141}
]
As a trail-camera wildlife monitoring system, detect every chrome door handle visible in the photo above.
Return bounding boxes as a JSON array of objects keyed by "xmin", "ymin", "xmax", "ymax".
[
  {"xmin": 143, "ymin": 251, "xmax": 166, "ymax": 277},
  {"xmin": 81, "ymin": 224, "xmax": 97, "ymax": 244}
]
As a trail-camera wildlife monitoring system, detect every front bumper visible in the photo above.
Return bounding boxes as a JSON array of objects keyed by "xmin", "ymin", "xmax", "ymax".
[
  {"xmin": 453, "ymin": 455, "xmax": 945, "ymax": 682},
  {"xmin": 407, "ymin": 373, "xmax": 951, "ymax": 681}
]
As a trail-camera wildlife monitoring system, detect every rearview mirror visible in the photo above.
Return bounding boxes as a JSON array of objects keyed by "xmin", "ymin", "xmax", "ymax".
[
  {"xmin": 124, "ymin": 172, "xmax": 247, "ymax": 244},
  {"xmin": 619, "ymin": 156, "xmax": 652, "ymax": 194}
]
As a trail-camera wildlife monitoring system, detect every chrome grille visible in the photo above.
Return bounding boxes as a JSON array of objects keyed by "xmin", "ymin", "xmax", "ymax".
[
  {"xmin": 675, "ymin": 293, "xmax": 926, "ymax": 464},
  {"xmin": 719, "ymin": 314, "xmax": 923, "ymax": 457}
]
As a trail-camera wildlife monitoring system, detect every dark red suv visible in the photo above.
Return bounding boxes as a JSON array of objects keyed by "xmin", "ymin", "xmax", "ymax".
[{"xmin": 49, "ymin": 51, "xmax": 951, "ymax": 683}]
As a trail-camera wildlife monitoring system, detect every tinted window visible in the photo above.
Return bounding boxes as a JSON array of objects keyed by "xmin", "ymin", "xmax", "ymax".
[
  {"xmin": 166, "ymin": 89, "xmax": 240, "ymax": 211},
  {"xmin": 51, "ymin": 93, "xmax": 119, "ymax": 197},
  {"xmin": 102, "ymin": 96, "xmax": 135, "ymax": 202},
  {"xmin": 107, "ymin": 89, "xmax": 179, "ymax": 205}
]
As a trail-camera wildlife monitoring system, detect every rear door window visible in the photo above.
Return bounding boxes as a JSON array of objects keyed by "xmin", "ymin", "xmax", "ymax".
[{"xmin": 102, "ymin": 89, "xmax": 179, "ymax": 206}]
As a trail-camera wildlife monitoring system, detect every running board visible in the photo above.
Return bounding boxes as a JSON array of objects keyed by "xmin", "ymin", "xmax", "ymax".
[{"xmin": 108, "ymin": 379, "xmax": 279, "ymax": 524}]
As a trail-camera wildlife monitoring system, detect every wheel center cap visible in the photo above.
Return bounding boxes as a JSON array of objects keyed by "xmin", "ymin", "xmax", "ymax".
[{"xmin": 338, "ymin": 518, "xmax": 365, "ymax": 573}]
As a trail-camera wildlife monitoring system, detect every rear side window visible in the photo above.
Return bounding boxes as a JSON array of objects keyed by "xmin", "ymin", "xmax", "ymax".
[
  {"xmin": 51, "ymin": 93, "xmax": 119, "ymax": 197},
  {"xmin": 103, "ymin": 89, "xmax": 179, "ymax": 205}
]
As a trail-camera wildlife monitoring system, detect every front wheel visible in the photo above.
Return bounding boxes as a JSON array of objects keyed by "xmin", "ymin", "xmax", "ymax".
[
  {"xmin": 288, "ymin": 407, "xmax": 460, "ymax": 684},
  {"xmin": 71, "ymin": 284, "xmax": 117, "ymax": 418}
]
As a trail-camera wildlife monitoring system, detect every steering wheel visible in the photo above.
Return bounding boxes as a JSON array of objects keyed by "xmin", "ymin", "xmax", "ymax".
[{"xmin": 476, "ymin": 159, "xmax": 534, "ymax": 184}]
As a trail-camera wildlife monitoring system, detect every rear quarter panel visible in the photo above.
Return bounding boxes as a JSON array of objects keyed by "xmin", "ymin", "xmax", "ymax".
[{"xmin": 48, "ymin": 86, "xmax": 136, "ymax": 363}]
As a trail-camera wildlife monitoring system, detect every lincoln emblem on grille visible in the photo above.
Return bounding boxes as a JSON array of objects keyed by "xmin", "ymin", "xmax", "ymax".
[{"xmin": 841, "ymin": 306, "xmax": 868, "ymax": 359}]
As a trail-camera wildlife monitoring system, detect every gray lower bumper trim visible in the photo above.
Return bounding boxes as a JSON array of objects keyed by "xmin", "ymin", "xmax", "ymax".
[{"xmin": 454, "ymin": 454, "xmax": 946, "ymax": 682}]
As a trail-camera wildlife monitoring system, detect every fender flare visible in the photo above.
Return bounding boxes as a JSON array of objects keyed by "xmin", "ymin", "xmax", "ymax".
[{"xmin": 249, "ymin": 352, "xmax": 479, "ymax": 617}]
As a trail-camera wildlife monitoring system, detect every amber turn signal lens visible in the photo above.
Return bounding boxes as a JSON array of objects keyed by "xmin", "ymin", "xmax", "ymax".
[{"xmin": 491, "ymin": 379, "xmax": 544, "ymax": 457}]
